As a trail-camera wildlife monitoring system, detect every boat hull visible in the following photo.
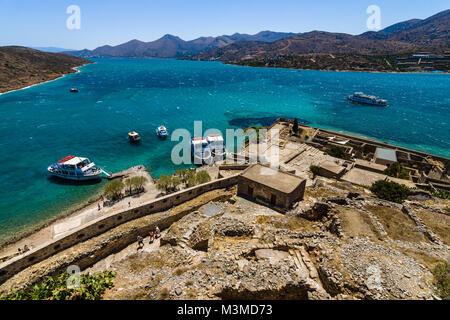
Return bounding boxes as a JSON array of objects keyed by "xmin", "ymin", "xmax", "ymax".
[
  {"xmin": 47, "ymin": 168, "xmax": 102, "ymax": 181},
  {"xmin": 347, "ymin": 96, "xmax": 387, "ymax": 107}
]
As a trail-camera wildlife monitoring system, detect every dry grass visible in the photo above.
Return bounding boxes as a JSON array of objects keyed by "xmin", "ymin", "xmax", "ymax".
[
  {"xmin": 255, "ymin": 215, "xmax": 320, "ymax": 232},
  {"xmin": 365, "ymin": 205, "xmax": 429, "ymax": 243},
  {"xmin": 305, "ymin": 186, "xmax": 343, "ymax": 199},
  {"xmin": 415, "ymin": 209, "xmax": 450, "ymax": 246},
  {"xmin": 338, "ymin": 208, "xmax": 381, "ymax": 240}
]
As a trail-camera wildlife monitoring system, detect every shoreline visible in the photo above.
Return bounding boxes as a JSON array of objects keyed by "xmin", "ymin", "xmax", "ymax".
[
  {"xmin": 222, "ymin": 61, "xmax": 450, "ymax": 75},
  {"xmin": 0, "ymin": 62, "xmax": 92, "ymax": 96}
]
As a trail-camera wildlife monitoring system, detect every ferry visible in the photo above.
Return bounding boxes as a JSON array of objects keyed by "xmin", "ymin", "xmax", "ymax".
[
  {"xmin": 206, "ymin": 134, "xmax": 226, "ymax": 160},
  {"xmin": 128, "ymin": 131, "xmax": 141, "ymax": 143},
  {"xmin": 48, "ymin": 155, "xmax": 108, "ymax": 181},
  {"xmin": 191, "ymin": 137, "xmax": 213, "ymax": 165},
  {"xmin": 347, "ymin": 92, "xmax": 387, "ymax": 107},
  {"xmin": 156, "ymin": 126, "xmax": 168, "ymax": 139}
]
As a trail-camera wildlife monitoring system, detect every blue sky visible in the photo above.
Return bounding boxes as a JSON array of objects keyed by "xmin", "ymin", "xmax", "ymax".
[{"xmin": 1, "ymin": 0, "xmax": 448, "ymax": 50}]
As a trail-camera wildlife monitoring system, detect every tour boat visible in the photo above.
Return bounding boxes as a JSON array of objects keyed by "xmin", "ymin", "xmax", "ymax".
[
  {"xmin": 70, "ymin": 88, "xmax": 79, "ymax": 93},
  {"xmin": 206, "ymin": 134, "xmax": 226, "ymax": 160},
  {"xmin": 347, "ymin": 92, "xmax": 387, "ymax": 107},
  {"xmin": 47, "ymin": 155, "xmax": 109, "ymax": 181},
  {"xmin": 156, "ymin": 126, "xmax": 168, "ymax": 139},
  {"xmin": 128, "ymin": 131, "xmax": 141, "ymax": 143},
  {"xmin": 191, "ymin": 137, "xmax": 213, "ymax": 165}
]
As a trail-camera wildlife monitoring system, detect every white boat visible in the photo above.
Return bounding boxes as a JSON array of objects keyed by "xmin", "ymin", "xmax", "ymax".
[
  {"xmin": 206, "ymin": 134, "xmax": 226, "ymax": 160},
  {"xmin": 347, "ymin": 92, "xmax": 387, "ymax": 107},
  {"xmin": 128, "ymin": 131, "xmax": 141, "ymax": 143},
  {"xmin": 47, "ymin": 155, "xmax": 108, "ymax": 181},
  {"xmin": 156, "ymin": 126, "xmax": 168, "ymax": 139},
  {"xmin": 191, "ymin": 137, "xmax": 212, "ymax": 165}
]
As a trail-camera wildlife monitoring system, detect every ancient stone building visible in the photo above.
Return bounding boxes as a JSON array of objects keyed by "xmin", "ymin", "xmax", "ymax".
[{"xmin": 237, "ymin": 164, "xmax": 306, "ymax": 212}]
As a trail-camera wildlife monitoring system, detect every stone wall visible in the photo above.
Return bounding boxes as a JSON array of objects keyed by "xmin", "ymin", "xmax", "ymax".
[{"xmin": 0, "ymin": 175, "xmax": 239, "ymax": 284}]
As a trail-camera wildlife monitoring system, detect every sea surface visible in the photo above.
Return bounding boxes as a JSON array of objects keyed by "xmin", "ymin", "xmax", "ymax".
[{"xmin": 0, "ymin": 58, "xmax": 449, "ymax": 243}]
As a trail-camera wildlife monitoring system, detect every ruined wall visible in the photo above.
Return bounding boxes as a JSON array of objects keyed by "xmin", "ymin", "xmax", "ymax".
[{"xmin": 0, "ymin": 175, "xmax": 239, "ymax": 284}]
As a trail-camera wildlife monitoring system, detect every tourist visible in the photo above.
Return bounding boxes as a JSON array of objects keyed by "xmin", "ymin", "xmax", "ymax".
[
  {"xmin": 137, "ymin": 235, "xmax": 144, "ymax": 250},
  {"xmin": 98, "ymin": 203, "xmax": 101, "ymax": 211},
  {"xmin": 155, "ymin": 226, "xmax": 160, "ymax": 238},
  {"xmin": 149, "ymin": 231, "xmax": 155, "ymax": 243},
  {"xmin": 23, "ymin": 244, "xmax": 29, "ymax": 252},
  {"xmin": 128, "ymin": 201, "xmax": 131, "ymax": 207}
]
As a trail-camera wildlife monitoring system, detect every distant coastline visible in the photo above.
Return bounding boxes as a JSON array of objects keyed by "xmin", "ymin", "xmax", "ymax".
[{"xmin": 0, "ymin": 64, "xmax": 90, "ymax": 96}]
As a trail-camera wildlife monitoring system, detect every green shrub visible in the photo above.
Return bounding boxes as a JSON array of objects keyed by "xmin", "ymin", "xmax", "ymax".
[
  {"xmin": 195, "ymin": 171, "xmax": 211, "ymax": 184},
  {"xmin": 384, "ymin": 163, "xmax": 410, "ymax": 180},
  {"xmin": 370, "ymin": 180, "xmax": 411, "ymax": 203},
  {"xmin": 432, "ymin": 190, "xmax": 450, "ymax": 200},
  {"xmin": 310, "ymin": 165, "xmax": 320, "ymax": 179},
  {"xmin": 433, "ymin": 261, "xmax": 450, "ymax": 300},
  {"xmin": 0, "ymin": 271, "xmax": 115, "ymax": 300},
  {"xmin": 329, "ymin": 146, "xmax": 348, "ymax": 159},
  {"xmin": 104, "ymin": 179, "xmax": 125, "ymax": 200}
]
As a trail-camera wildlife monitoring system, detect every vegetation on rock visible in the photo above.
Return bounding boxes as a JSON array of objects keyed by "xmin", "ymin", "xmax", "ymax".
[
  {"xmin": 0, "ymin": 271, "xmax": 115, "ymax": 300},
  {"xmin": 384, "ymin": 162, "xmax": 410, "ymax": 180},
  {"xmin": 370, "ymin": 180, "xmax": 410, "ymax": 203},
  {"xmin": 433, "ymin": 261, "xmax": 450, "ymax": 300}
]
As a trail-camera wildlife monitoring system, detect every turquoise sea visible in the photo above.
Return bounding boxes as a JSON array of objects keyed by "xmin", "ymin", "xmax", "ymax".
[{"xmin": 0, "ymin": 58, "xmax": 449, "ymax": 243}]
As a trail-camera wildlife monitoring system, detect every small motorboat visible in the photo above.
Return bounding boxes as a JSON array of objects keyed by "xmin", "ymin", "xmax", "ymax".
[
  {"xmin": 70, "ymin": 88, "xmax": 79, "ymax": 93},
  {"xmin": 206, "ymin": 134, "xmax": 226, "ymax": 160},
  {"xmin": 156, "ymin": 126, "xmax": 168, "ymax": 139},
  {"xmin": 48, "ymin": 155, "xmax": 109, "ymax": 181},
  {"xmin": 191, "ymin": 137, "xmax": 213, "ymax": 165},
  {"xmin": 128, "ymin": 131, "xmax": 141, "ymax": 143}
]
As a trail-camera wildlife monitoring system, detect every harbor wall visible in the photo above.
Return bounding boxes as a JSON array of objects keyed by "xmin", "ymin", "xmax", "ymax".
[{"xmin": 0, "ymin": 175, "xmax": 239, "ymax": 285}]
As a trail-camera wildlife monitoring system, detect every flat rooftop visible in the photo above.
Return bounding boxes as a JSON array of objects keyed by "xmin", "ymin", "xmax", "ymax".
[
  {"xmin": 319, "ymin": 161, "xmax": 346, "ymax": 175},
  {"xmin": 375, "ymin": 147, "xmax": 397, "ymax": 162},
  {"xmin": 241, "ymin": 164, "xmax": 305, "ymax": 194}
]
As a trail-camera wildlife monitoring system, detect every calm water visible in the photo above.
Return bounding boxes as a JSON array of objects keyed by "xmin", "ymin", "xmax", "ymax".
[{"xmin": 0, "ymin": 58, "xmax": 449, "ymax": 242}]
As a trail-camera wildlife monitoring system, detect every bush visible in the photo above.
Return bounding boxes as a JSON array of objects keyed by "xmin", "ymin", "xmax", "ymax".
[
  {"xmin": 370, "ymin": 180, "xmax": 411, "ymax": 203},
  {"xmin": 195, "ymin": 171, "xmax": 211, "ymax": 184},
  {"xmin": 310, "ymin": 165, "xmax": 320, "ymax": 178},
  {"xmin": 0, "ymin": 271, "xmax": 115, "ymax": 300},
  {"xmin": 329, "ymin": 145, "xmax": 348, "ymax": 159},
  {"xmin": 432, "ymin": 190, "xmax": 450, "ymax": 200},
  {"xmin": 104, "ymin": 179, "xmax": 125, "ymax": 200},
  {"xmin": 433, "ymin": 261, "xmax": 450, "ymax": 300},
  {"xmin": 384, "ymin": 163, "xmax": 410, "ymax": 180}
]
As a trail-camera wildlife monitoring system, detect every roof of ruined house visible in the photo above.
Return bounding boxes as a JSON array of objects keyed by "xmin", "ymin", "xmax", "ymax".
[
  {"xmin": 375, "ymin": 147, "xmax": 398, "ymax": 162},
  {"xmin": 240, "ymin": 164, "xmax": 305, "ymax": 194},
  {"xmin": 319, "ymin": 161, "xmax": 346, "ymax": 175}
]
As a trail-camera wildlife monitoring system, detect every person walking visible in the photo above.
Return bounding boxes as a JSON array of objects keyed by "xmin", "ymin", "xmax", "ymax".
[
  {"xmin": 149, "ymin": 231, "xmax": 155, "ymax": 244},
  {"xmin": 137, "ymin": 235, "xmax": 144, "ymax": 250},
  {"xmin": 155, "ymin": 226, "xmax": 160, "ymax": 239}
]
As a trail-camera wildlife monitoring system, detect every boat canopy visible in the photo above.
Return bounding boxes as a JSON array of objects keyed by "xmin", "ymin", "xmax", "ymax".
[
  {"xmin": 207, "ymin": 134, "xmax": 224, "ymax": 143},
  {"xmin": 58, "ymin": 156, "xmax": 88, "ymax": 165}
]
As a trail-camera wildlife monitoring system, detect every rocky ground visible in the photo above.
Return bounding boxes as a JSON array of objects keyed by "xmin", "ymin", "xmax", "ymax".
[{"xmin": 88, "ymin": 179, "xmax": 449, "ymax": 300}]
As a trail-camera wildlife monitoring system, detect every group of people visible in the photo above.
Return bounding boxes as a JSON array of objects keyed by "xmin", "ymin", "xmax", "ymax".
[{"xmin": 137, "ymin": 226, "xmax": 161, "ymax": 250}]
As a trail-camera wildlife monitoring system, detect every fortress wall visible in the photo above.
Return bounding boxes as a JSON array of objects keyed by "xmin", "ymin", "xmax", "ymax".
[{"xmin": 0, "ymin": 175, "xmax": 239, "ymax": 284}]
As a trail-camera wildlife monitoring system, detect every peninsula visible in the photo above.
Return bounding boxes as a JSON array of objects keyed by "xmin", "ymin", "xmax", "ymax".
[{"xmin": 0, "ymin": 46, "xmax": 92, "ymax": 94}]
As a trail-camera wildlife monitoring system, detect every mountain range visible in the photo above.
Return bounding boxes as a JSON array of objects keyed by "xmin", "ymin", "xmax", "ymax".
[
  {"xmin": 66, "ymin": 10, "xmax": 449, "ymax": 60},
  {"xmin": 191, "ymin": 9, "xmax": 450, "ymax": 61},
  {"xmin": 66, "ymin": 31, "xmax": 297, "ymax": 59}
]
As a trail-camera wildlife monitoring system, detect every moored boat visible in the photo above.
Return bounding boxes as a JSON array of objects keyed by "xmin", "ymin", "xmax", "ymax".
[
  {"xmin": 47, "ymin": 155, "xmax": 107, "ymax": 181},
  {"xmin": 156, "ymin": 126, "xmax": 168, "ymax": 139},
  {"xmin": 191, "ymin": 137, "xmax": 212, "ymax": 165},
  {"xmin": 206, "ymin": 134, "xmax": 226, "ymax": 160},
  {"xmin": 347, "ymin": 92, "xmax": 387, "ymax": 107},
  {"xmin": 128, "ymin": 131, "xmax": 141, "ymax": 143}
]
